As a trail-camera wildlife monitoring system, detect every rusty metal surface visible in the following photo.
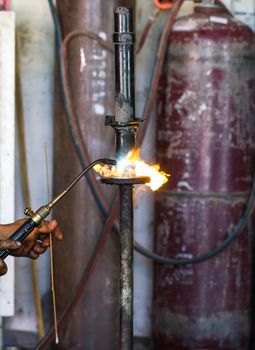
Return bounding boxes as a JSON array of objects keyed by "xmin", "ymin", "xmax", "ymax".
[
  {"xmin": 119, "ymin": 184, "xmax": 134, "ymax": 350},
  {"xmin": 114, "ymin": 7, "xmax": 135, "ymax": 125},
  {"xmin": 112, "ymin": 7, "xmax": 138, "ymax": 349},
  {"xmin": 154, "ymin": 194, "xmax": 251, "ymax": 349},
  {"xmin": 112, "ymin": 7, "xmax": 141, "ymax": 160},
  {"xmin": 53, "ymin": 1, "xmax": 118, "ymax": 349},
  {"xmin": 153, "ymin": 4, "xmax": 255, "ymax": 350},
  {"xmin": 156, "ymin": 6, "xmax": 255, "ymax": 194}
]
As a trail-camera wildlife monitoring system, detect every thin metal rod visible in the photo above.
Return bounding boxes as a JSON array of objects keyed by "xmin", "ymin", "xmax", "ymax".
[
  {"xmin": 48, "ymin": 160, "xmax": 98, "ymax": 207},
  {"xmin": 48, "ymin": 159, "xmax": 115, "ymax": 208},
  {"xmin": 16, "ymin": 41, "xmax": 45, "ymax": 338},
  {"xmin": 44, "ymin": 143, "xmax": 59, "ymax": 344},
  {"xmin": 119, "ymin": 184, "xmax": 134, "ymax": 350}
]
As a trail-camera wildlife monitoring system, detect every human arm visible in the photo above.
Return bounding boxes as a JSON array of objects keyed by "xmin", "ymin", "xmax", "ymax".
[
  {"xmin": 0, "ymin": 239, "xmax": 22, "ymax": 276},
  {"xmin": 0, "ymin": 219, "xmax": 63, "ymax": 275}
]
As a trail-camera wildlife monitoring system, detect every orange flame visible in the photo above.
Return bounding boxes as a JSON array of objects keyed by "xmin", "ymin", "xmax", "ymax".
[{"xmin": 94, "ymin": 149, "xmax": 169, "ymax": 191}]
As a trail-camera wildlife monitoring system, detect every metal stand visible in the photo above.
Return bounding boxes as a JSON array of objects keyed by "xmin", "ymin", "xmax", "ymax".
[
  {"xmin": 104, "ymin": 7, "xmax": 144, "ymax": 349},
  {"xmin": 102, "ymin": 178, "xmax": 149, "ymax": 350},
  {"xmin": 119, "ymin": 184, "xmax": 134, "ymax": 350}
]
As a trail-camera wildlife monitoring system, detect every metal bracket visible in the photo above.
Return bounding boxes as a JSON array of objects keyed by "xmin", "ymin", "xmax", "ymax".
[
  {"xmin": 105, "ymin": 115, "xmax": 143, "ymax": 127},
  {"xmin": 113, "ymin": 33, "xmax": 135, "ymax": 44}
]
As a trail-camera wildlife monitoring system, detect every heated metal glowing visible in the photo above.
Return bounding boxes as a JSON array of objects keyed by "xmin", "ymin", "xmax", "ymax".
[{"xmin": 94, "ymin": 149, "xmax": 169, "ymax": 191}]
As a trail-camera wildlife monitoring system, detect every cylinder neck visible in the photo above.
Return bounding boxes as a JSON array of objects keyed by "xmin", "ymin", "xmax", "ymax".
[{"xmin": 195, "ymin": 0, "xmax": 224, "ymax": 13}]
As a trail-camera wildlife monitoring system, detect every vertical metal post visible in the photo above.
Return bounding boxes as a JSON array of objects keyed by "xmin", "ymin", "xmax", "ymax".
[
  {"xmin": 113, "ymin": 7, "xmax": 139, "ymax": 159},
  {"xmin": 112, "ymin": 7, "xmax": 139, "ymax": 350},
  {"xmin": 114, "ymin": 7, "xmax": 135, "ymax": 124},
  {"xmin": 119, "ymin": 185, "xmax": 134, "ymax": 350}
]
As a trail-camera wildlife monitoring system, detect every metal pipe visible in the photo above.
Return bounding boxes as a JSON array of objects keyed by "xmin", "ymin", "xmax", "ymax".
[
  {"xmin": 101, "ymin": 177, "xmax": 149, "ymax": 350},
  {"xmin": 119, "ymin": 185, "xmax": 134, "ymax": 350},
  {"xmin": 114, "ymin": 8, "xmax": 135, "ymax": 350},
  {"xmin": 112, "ymin": 7, "xmax": 140, "ymax": 349},
  {"xmin": 112, "ymin": 7, "xmax": 140, "ymax": 159},
  {"xmin": 114, "ymin": 7, "xmax": 135, "ymax": 125}
]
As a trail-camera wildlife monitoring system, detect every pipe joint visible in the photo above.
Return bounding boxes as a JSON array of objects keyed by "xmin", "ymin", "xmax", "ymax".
[{"xmin": 113, "ymin": 33, "xmax": 135, "ymax": 44}]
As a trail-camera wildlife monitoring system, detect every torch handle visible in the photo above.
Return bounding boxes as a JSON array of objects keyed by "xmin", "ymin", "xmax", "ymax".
[
  {"xmin": 0, "ymin": 158, "xmax": 117, "ymax": 260},
  {"xmin": 0, "ymin": 218, "xmax": 36, "ymax": 259}
]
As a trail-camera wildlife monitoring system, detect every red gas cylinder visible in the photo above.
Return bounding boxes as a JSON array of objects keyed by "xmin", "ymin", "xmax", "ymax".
[{"xmin": 153, "ymin": 2, "xmax": 255, "ymax": 350}]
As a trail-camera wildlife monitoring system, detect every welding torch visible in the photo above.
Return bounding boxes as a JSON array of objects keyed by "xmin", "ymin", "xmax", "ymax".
[{"xmin": 0, "ymin": 158, "xmax": 116, "ymax": 260}]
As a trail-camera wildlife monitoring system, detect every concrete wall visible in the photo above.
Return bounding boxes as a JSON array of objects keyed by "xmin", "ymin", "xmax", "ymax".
[{"xmin": 224, "ymin": 0, "xmax": 255, "ymax": 31}]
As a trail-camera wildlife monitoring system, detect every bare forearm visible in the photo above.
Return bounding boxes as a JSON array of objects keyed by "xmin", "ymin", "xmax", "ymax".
[{"xmin": 0, "ymin": 224, "xmax": 12, "ymax": 240}]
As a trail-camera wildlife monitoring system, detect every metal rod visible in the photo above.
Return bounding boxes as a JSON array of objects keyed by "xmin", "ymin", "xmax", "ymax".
[
  {"xmin": 113, "ymin": 7, "xmax": 137, "ymax": 350},
  {"xmin": 119, "ymin": 184, "xmax": 134, "ymax": 350},
  {"xmin": 48, "ymin": 158, "xmax": 116, "ymax": 208}
]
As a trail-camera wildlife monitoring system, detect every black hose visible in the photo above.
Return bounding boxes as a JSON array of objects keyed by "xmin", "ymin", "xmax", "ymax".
[{"xmin": 135, "ymin": 182, "xmax": 255, "ymax": 265}]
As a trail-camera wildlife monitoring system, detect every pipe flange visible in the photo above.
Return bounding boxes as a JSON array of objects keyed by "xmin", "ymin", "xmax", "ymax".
[{"xmin": 101, "ymin": 176, "xmax": 150, "ymax": 185}]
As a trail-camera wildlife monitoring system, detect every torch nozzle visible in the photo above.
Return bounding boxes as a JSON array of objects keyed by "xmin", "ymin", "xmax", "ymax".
[{"xmin": 103, "ymin": 159, "xmax": 117, "ymax": 166}]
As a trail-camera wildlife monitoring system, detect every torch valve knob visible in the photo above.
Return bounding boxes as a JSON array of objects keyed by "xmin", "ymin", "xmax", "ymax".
[{"xmin": 24, "ymin": 207, "xmax": 35, "ymax": 218}]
